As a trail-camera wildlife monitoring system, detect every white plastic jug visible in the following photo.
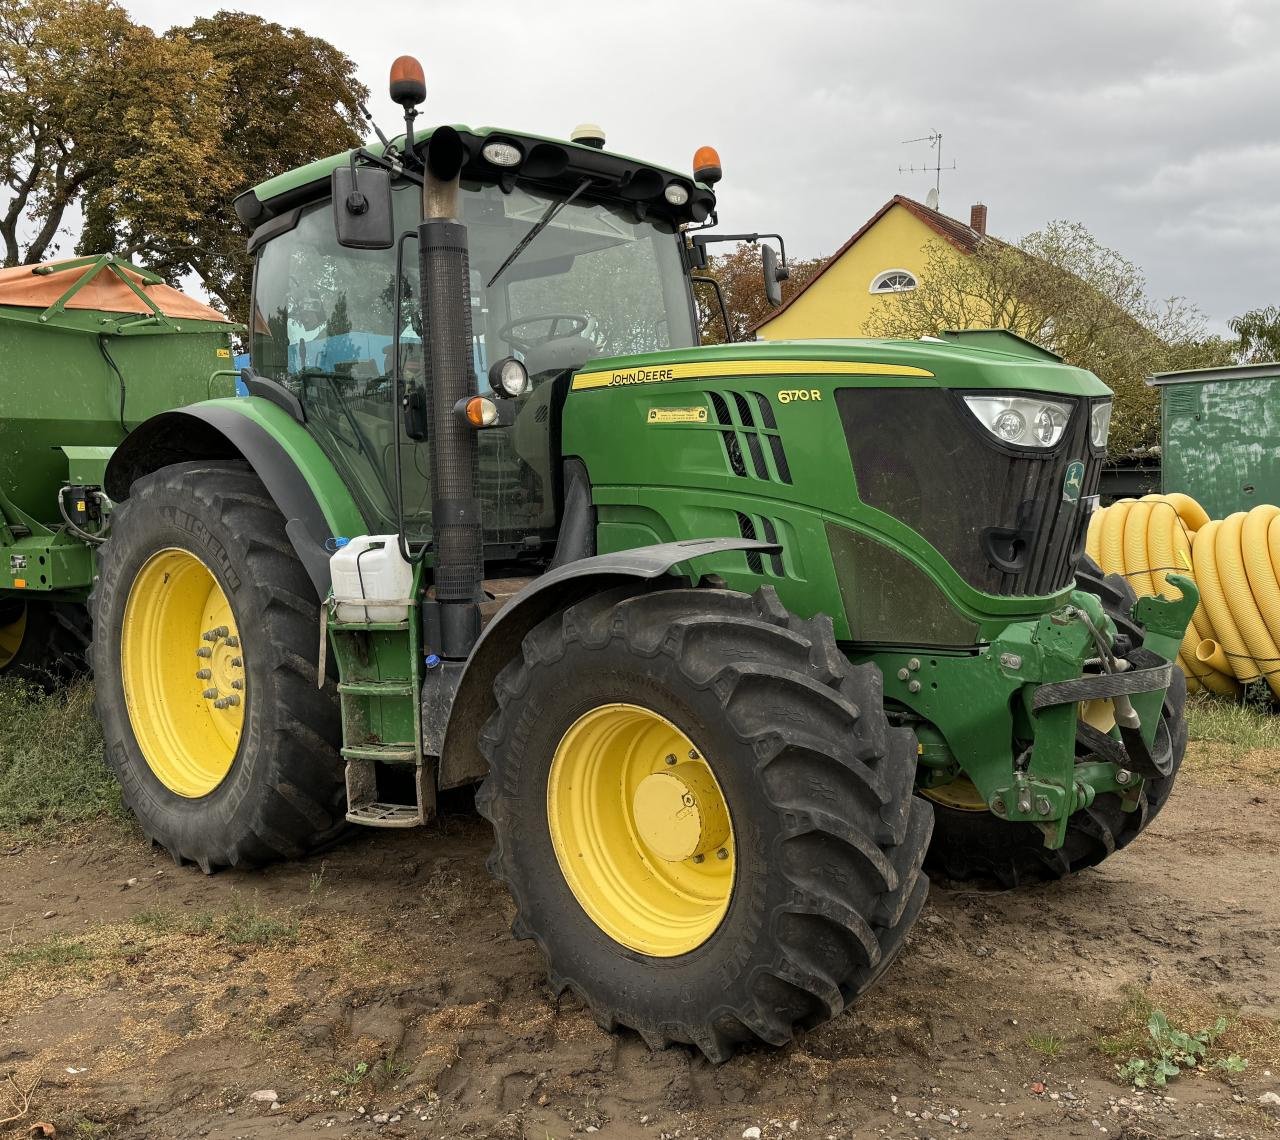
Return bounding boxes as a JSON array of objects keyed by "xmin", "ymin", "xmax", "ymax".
[{"xmin": 330, "ymin": 536, "xmax": 413, "ymax": 623}]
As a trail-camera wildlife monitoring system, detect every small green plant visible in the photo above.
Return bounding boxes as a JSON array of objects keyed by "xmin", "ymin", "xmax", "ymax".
[
  {"xmin": 373, "ymin": 1054, "xmax": 412, "ymax": 1085},
  {"xmin": 1026, "ymin": 1031, "xmax": 1064, "ymax": 1059},
  {"xmin": 1115, "ymin": 1009, "xmax": 1247, "ymax": 1088},
  {"xmin": 336, "ymin": 1061, "xmax": 370, "ymax": 1087}
]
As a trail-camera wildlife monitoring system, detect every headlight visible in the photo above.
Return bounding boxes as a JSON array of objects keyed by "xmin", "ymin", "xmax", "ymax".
[
  {"xmin": 1090, "ymin": 400, "xmax": 1112, "ymax": 449},
  {"xmin": 488, "ymin": 356, "xmax": 530, "ymax": 398},
  {"xmin": 481, "ymin": 141, "xmax": 522, "ymax": 167},
  {"xmin": 963, "ymin": 394, "xmax": 1073, "ymax": 449}
]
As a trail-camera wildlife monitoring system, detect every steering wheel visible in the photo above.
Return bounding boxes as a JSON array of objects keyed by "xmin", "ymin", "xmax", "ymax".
[{"xmin": 498, "ymin": 313, "xmax": 591, "ymax": 355}]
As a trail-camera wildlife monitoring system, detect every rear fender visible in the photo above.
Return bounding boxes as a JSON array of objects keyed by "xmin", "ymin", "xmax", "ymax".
[
  {"xmin": 436, "ymin": 537, "xmax": 780, "ymax": 790},
  {"xmin": 104, "ymin": 398, "xmax": 366, "ymax": 600}
]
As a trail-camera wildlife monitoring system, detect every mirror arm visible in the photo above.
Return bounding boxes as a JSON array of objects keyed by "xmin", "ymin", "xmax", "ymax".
[
  {"xmin": 349, "ymin": 146, "xmax": 423, "ymax": 187},
  {"xmin": 692, "ymin": 231, "xmax": 787, "ymax": 269},
  {"xmin": 691, "ymin": 275, "xmax": 734, "ymax": 344}
]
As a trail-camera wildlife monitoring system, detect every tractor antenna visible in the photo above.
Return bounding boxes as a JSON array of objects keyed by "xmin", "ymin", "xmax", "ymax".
[
  {"xmin": 359, "ymin": 102, "xmax": 392, "ymax": 151},
  {"xmin": 898, "ymin": 131, "xmax": 956, "ymax": 205}
]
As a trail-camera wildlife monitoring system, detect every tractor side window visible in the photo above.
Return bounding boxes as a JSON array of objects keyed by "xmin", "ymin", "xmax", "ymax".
[{"xmin": 252, "ymin": 192, "xmax": 424, "ymax": 537}]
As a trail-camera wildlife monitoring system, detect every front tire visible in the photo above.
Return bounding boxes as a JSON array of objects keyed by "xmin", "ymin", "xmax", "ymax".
[
  {"xmin": 90, "ymin": 461, "xmax": 346, "ymax": 871},
  {"xmin": 923, "ymin": 556, "xmax": 1188, "ymax": 885},
  {"xmin": 477, "ymin": 585, "xmax": 932, "ymax": 1061}
]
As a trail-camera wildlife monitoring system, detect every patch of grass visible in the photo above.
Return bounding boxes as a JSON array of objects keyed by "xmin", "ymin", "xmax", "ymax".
[
  {"xmin": 218, "ymin": 892, "xmax": 298, "ymax": 947},
  {"xmin": 0, "ymin": 678, "xmax": 124, "ymax": 837},
  {"xmin": 1186, "ymin": 693, "xmax": 1277, "ymax": 751},
  {"xmin": 1026, "ymin": 1031, "xmax": 1064, "ymax": 1059},
  {"xmin": 129, "ymin": 906, "xmax": 215, "ymax": 936},
  {"xmin": 0, "ymin": 934, "xmax": 95, "ymax": 980},
  {"xmin": 1184, "ymin": 694, "xmax": 1279, "ymax": 785}
]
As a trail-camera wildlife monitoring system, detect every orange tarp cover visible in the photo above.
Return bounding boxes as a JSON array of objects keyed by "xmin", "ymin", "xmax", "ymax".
[{"xmin": 0, "ymin": 259, "xmax": 229, "ymax": 322}]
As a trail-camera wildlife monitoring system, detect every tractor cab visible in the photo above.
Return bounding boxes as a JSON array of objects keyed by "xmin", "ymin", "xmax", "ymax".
[{"xmin": 240, "ymin": 128, "xmax": 709, "ymax": 563}]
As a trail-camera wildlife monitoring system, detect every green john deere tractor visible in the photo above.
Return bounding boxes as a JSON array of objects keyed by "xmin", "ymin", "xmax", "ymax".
[{"xmin": 90, "ymin": 57, "xmax": 1197, "ymax": 1060}]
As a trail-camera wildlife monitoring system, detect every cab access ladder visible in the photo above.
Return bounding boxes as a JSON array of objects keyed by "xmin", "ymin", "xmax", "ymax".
[{"xmin": 325, "ymin": 574, "xmax": 433, "ymax": 828}]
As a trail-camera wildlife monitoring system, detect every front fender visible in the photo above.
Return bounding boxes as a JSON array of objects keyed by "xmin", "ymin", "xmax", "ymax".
[
  {"xmin": 436, "ymin": 537, "xmax": 781, "ymax": 790},
  {"xmin": 104, "ymin": 398, "xmax": 367, "ymax": 600}
]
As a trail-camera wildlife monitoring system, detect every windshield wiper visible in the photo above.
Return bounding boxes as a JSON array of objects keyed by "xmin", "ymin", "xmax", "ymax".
[{"xmin": 486, "ymin": 178, "xmax": 592, "ymax": 288}]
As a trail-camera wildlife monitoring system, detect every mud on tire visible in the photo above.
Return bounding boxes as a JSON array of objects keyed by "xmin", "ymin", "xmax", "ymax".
[
  {"xmin": 924, "ymin": 556, "xmax": 1188, "ymax": 886},
  {"xmin": 477, "ymin": 584, "xmax": 932, "ymax": 1061},
  {"xmin": 90, "ymin": 461, "xmax": 346, "ymax": 871}
]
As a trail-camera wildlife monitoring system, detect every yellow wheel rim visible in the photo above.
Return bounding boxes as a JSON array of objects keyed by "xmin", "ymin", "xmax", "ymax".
[
  {"xmin": 921, "ymin": 774, "xmax": 988, "ymax": 812},
  {"xmin": 547, "ymin": 703, "xmax": 734, "ymax": 957},
  {"xmin": 0, "ymin": 606, "xmax": 26, "ymax": 669},
  {"xmin": 120, "ymin": 548, "xmax": 246, "ymax": 798}
]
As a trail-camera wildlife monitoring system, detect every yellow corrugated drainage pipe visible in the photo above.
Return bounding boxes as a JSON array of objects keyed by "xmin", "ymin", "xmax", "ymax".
[
  {"xmin": 1222, "ymin": 509, "xmax": 1280, "ymax": 699},
  {"xmin": 1088, "ymin": 492, "xmax": 1280, "ymax": 701},
  {"xmin": 1086, "ymin": 495, "xmax": 1238, "ymax": 697}
]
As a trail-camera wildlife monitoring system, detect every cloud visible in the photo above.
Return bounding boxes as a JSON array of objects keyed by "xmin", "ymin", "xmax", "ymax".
[{"xmin": 119, "ymin": 0, "xmax": 1280, "ymax": 323}]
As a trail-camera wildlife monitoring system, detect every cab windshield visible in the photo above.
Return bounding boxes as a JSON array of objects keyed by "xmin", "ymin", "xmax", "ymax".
[{"xmin": 251, "ymin": 180, "xmax": 695, "ymax": 554}]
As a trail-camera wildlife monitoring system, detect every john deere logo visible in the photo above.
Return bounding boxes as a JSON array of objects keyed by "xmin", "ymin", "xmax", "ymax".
[{"xmin": 1063, "ymin": 461, "xmax": 1085, "ymax": 503}]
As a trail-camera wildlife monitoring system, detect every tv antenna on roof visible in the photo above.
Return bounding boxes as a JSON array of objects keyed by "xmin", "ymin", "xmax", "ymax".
[{"xmin": 899, "ymin": 130, "xmax": 956, "ymax": 205}]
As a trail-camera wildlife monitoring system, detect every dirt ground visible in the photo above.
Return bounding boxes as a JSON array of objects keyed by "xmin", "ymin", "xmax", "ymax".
[{"xmin": 2, "ymin": 745, "xmax": 1279, "ymax": 1140}]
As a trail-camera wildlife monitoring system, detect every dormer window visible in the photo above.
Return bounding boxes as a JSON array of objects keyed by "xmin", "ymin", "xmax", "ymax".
[{"xmin": 870, "ymin": 269, "xmax": 917, "ymax": 293}]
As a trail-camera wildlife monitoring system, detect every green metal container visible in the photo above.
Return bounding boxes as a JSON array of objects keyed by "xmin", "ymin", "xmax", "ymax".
[
  {"xmin": 0, "ymin": 255, "xmax": 237, "ymax": 598},
  {"xmin": 1150, "ymin": 361, "xmax": 1280, "ymax": 518}
]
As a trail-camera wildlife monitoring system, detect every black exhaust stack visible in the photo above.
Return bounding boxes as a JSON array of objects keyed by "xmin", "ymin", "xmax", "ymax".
[{"xmin": 419, "ymin": 126, "xmax": 482, "ymax": 660}]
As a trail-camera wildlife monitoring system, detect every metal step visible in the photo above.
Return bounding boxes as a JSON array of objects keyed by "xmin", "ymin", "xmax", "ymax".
[
  {"xmin": 343, "ymin": 757, "xmax": 434, "ymax": 829},
  {"xmin": 328, "ymin": 619, "xmax": 412, "ymax": 633},
  {"xmin": 337, "ymin": 679, "xmax": 416, "ymax": 697},
  {"xmin": 341, "ymin": 742, "xmax": 418, "ymax": 764},
  {"xmin": 345, "ymin": 802, "xmax": 424, "ymax": 828}
]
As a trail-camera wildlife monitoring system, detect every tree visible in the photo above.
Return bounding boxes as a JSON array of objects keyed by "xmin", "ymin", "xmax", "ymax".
[
  {"xmin": 80, "ymin": 10, "xmax": 369, "ymax": 319},
  {"xmin": 0, "ymin": 0, "xmax": 225, "ymax": 267},
  {"xmin": 695, "ymin": 242, "xmax": 824, "ymax": 343},
  {"xmin": 1, "ymin": 2, "xmax": 367, "ymax": 322},
  {"xmin": 863, "ymin": 222, "xmax": 1235, "ymax": 455},
  {"xmin": 1229, "ymin": 305, "xmax": 1280, "ymax": 363}
]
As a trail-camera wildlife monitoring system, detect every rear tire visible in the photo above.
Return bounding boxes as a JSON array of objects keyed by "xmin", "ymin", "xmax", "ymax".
[
  {"xmin": 478, "ymin": 584, "xmax": 932, "ymax": 1061},
  {"xmin": 0, "ymin": 599, "xmax": 90, "ymax": 690},
  {"xmin": 923, "ymin": 556, "xmax": 1188, "ymax": 885},
  {"xmin": 90, "ymin": 461, "xmax": 346, "ymax": 871}
]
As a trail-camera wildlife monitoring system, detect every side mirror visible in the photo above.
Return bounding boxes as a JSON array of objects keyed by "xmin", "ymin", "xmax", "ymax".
[
  {"xmin": 332, "ymin": 165, "xmax": 394, "ymax": 249},
  {"xmin": 762, "ymin": 244, "xmax": 787, "ymax": 308}
]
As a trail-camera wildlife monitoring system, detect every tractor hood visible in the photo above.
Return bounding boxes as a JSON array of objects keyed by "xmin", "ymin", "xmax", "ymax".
[{"xmin": 568, "ymin": 336, "xmax": 1112, "ymax": 399}]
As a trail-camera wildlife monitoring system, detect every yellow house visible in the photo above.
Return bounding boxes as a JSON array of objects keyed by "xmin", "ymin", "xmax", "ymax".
[{"xmin": 753, "ymin": 195, "xmax": 991, "ymax": 339}]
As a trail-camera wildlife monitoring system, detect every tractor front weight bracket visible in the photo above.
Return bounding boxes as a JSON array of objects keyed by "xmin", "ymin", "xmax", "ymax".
[{"xmin": 874, "ymin": 589, "xmax": 1188, "ymax": 850}]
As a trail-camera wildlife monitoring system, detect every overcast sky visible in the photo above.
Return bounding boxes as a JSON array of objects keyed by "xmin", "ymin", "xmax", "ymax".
[{"xmin": 122, "ymin": 0, "xmax": 1280, "ymax": 330}]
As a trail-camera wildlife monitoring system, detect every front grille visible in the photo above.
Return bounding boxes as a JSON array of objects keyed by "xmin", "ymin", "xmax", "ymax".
[{"xmin": 836, "ymin": 388, "xmax": 1101, "ymax": 597}]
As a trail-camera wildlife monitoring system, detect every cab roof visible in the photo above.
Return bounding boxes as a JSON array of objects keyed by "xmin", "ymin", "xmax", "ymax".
[{"xmin": 236, "ymin": 125, "xmax": 716, "ymax": 232}]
